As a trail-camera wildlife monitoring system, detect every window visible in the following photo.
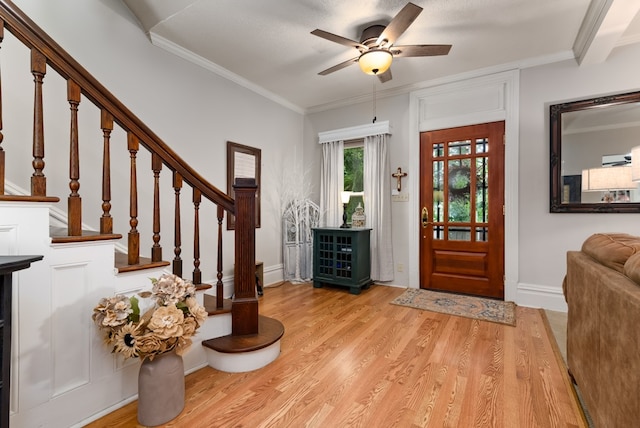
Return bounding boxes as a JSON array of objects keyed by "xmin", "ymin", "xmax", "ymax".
[{"xmin": 344, "ymin": 143, "xmax": 364, "ymax": 223}]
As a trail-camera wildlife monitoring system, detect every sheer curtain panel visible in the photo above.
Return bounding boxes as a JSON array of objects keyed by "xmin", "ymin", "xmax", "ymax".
[
  {"xmin": 364, "ymin": 134, "xmax": 394, "ymax": 281},
  {"xmin": 320, "ymin": 140, "xmax": 344, "ymax": 227}
]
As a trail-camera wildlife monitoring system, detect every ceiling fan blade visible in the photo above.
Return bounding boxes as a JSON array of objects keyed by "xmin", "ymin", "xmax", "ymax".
[
  {"xmin": 376, "ymin": 2, "xmax": 423, "ymax": 46},
  {"xmin": 318, "ymin": 56, "xmax": 360, "ymax": 75},
  {"xmin": 377, "ymin": 69, "xmax": 392, "ymax": 83},
  {"xmin": 392, "ymin": 44, "xmax": 452, "ymax": 57},
  {"xmin": 311, "ymin": 29, "xmax": 367, "ymax": 51}
]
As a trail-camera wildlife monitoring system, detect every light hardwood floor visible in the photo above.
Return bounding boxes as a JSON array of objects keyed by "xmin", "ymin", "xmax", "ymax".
[{"xmin": 86, "ymin": 282, "xmax": 586, "ymax": 427}]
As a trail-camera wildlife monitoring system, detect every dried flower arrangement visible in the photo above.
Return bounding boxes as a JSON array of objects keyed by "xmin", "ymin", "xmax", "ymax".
[{"xmin": 92, "ymin": 273, "xmax": 208, "ymax": 360}]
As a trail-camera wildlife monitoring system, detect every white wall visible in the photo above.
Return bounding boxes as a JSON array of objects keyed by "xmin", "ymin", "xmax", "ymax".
[
  {"xmin": 5, "ymin": 0, "xmax": 303, "ymax": 284},
  {"xmin": 304, "ymin": 92, "xmax": 412, "ymax": 287},
  {"xmin": 518, "ymin": 42, "xmax": 640, "ymax": 300},
  {"xmin": 7, "ymin": 0, "xmax": 640, "ymax": 309},
  {"xmin": 306, "ymin": 43, "xmax": 640, "ymax": 309}
]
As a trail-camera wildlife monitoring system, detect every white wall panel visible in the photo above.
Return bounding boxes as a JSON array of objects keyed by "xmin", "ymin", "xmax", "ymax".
[{"xmin": 51, "ymin": 262, "xmax": 91, "ymax": 397}]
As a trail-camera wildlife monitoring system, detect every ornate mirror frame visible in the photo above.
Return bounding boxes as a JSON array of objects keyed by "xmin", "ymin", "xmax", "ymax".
[{"xmin": 550, "ymin": 90, "xmax": 640, "ymax": 213}]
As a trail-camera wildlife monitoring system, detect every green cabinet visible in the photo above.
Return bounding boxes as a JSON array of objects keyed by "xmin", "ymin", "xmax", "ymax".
[{"xmin": 312, "ymin": 228, "xmax": 372, "ymax": 294}]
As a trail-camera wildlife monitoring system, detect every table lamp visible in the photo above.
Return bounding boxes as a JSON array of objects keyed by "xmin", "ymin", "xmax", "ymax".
[{"xmin": 340, "ymin": 191, "xmax": 351, "ymax": 228}]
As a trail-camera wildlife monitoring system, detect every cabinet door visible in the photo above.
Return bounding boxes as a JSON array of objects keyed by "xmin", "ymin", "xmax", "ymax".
[{"xmin": 315, "ymin": 232, "xmax": 335, "ymax": 279}]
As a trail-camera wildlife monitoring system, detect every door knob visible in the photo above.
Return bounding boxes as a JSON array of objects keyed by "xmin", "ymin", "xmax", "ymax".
[{"xmin": 422, "ymin": 207, "xmax": 429, "ymax": 228}]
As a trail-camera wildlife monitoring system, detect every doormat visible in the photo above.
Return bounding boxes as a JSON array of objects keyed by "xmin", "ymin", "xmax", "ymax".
[{"xmin": 390, "ymin": 288, "xmax": 516, "ymax": 326}]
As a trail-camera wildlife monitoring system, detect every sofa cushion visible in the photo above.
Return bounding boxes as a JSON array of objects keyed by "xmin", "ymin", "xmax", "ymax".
[
  {"xmin": 624, "ymin": 252, "xmax": 640, "ymax": 285},
  {"xmin": 581, "ymin": 233, "xmax": 640, "ymax": 273}
]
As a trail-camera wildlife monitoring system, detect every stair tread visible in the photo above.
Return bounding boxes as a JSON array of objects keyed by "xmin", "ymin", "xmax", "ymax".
[
  {"xmin": 0, "ymin": 195, "xmax": 60, "ymax": 203},
  {"xmin": 114, "ymin": 252, "xmax": 170, "ymax": 273},
  {"xmin": 50, "ymin": 227, "xmax": 122, "ymax": 243},
  {"xmin": 203, "ymin": 294, "xmax": 232, "ymax": 315},
  {"xmin": 202, "ymin": 315, "xmax": 284, "ymax": 353}
]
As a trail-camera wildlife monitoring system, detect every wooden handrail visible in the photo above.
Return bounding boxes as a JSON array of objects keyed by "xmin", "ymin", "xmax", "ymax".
[{"xmin": 0, "ymin": 0, "xmax": 234, "ymax": 213}]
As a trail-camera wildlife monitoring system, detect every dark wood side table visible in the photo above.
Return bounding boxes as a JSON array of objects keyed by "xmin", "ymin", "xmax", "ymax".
[{"xmin": 0, "ymin": 256, "xmax": 43, "ymax": 428}]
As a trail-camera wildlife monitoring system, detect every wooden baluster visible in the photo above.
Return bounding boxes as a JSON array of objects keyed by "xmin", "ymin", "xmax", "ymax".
[
  {"xmin": 173, "ymin": 172, "xmax": 183, "ymax": 277},
  {"xmin": 151, "ymin": 153, "xmax": 162, "ymax": 262},
  {"xmin": 127, "ymin": 133, "xmax": 139, "ymax": 265},
  {"xmin": 31, "ymin": 49, "xmax": 46, "ymax": 196},
  {"xmin": 67, "ymin": 80, "xmax": 81, "ymax": 236},
  {"xmin": 0, "ymin": 19, "xmax": 4, "ymax": 195},
  {"xmin": 192, "ymin": 188, "xmax": 201, "ymax": 285},
  {"xmin": 100, "ymin": 110, "xmax": 113, "ymax": 234},
  {"xmin": 232, "ymin": 177, "xmax": 258, "ymax": 336},
  {"xmin": 216, "ymin": 205, "xmax": 224, "ymax": 309}
]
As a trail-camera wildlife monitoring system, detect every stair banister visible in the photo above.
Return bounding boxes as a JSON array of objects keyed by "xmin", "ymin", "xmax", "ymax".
[
  {"xmin": 0, "ymin": 0, "xmax": 260, "ymax": 317},
  {"xmin": 0, "ymin": 0, "xmax": 234, "ymax": 213}
]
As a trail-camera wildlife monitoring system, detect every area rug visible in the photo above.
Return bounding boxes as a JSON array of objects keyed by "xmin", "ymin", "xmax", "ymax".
[{"xmin": 390, "ymin": 288, "xmax": 516, "ymax": 326}]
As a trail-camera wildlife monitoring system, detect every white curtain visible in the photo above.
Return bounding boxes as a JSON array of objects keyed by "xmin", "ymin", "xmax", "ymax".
[
  {"xmin": 364, "ymin": 134, "xmax": 394, "ymax": 281},
  {"xmin": 320, "ymin": 140, "xmax": 344, "ymax": 227}
]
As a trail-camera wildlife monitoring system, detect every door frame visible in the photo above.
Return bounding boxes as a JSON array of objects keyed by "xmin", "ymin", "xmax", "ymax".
[{"xmin": 408, "ymin": 70, "xmax": 519, "ymax": 302}]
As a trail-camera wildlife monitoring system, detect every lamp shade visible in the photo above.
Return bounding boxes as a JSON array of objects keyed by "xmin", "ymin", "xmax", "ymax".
[
  {"xmin": 341, "ymin": 191, "xmax": 352, "ymax": 204},
  {"xmin": 358, "ymin": 49, "xmax": 393, "ymax": 75},
  {"xmin": 632, "ymin": 146, "xmax": 640, "ymax": 182},
  {"xmin": 581, "ymin": 165, "xmax": 636, "ymax": 191}
]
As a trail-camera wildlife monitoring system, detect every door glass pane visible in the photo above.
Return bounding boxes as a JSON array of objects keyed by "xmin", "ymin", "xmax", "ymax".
[
  {"xmin": 476, "ymin": 227, "xmax": 488, "ymax": 242},
  {"xmin": 448, "ymin": 158, "xmax": 471, "ymax": 222},
  {"xmin": 433, "ymin": 160, "xmax": 444, "ymax": 223},
  {"xmin": 476, "ymin": 138, "xmax": 489, "ymax": 153},
  {"xmin": 433, "ymin": 225, "xmax": 444, "ymax": 240},
  {"xmin": 476, "ymin": 156, "xmax": 489, "ymax": 223},
  {"xmin": 449, "ymin": 226, "xmax": 471, "ymax": 241},
  {"xmin": 448, "ymin": 140, "xmax": 471, "ymax": 156},
  {"xmin": 433, "ymin": 143, "xmax": 444, "ymax": 157}
]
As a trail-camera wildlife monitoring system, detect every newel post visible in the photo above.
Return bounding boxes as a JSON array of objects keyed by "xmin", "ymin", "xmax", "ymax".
[{"xmin": 232, "ymin": 177, "xmax": 258, "ymax": 336}]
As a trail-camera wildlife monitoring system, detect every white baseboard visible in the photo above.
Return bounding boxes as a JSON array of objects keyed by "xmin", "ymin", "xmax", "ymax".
[
  {"xmin": 203, "ymin": 263, "xmax": 284, "ymax": 298},
  {"xmin": 516, "ymin": 282, "xmax": 568, "ymax": 312},
  {"xmin": 264, "ymin": 263, "xmax": 284, "ymax": 287}
]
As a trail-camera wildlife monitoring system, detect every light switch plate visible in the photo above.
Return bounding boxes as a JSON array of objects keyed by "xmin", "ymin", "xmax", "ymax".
[{"xmin": 392, "ymin": 193, "xmax": 409, "ymax": 202}]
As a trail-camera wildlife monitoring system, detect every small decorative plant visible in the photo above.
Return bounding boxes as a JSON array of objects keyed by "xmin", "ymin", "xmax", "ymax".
[{"xmin": 92, "ymin": 273, "xmax": 208, "ymax": 361}]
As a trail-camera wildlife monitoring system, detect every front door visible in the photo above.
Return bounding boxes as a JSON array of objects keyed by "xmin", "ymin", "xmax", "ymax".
[{"xmin": 419, "ymin": 122, "xmax": 505, "ymax": 299}]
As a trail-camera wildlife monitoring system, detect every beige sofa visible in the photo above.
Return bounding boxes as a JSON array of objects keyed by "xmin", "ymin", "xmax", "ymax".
[{"xmin": 564, "ymin": 233, "xmax": 640, "ymax": 427}]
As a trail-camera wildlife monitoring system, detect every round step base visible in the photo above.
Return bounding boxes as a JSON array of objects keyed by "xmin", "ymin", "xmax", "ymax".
[{"xmin": 205, "ymin": 340, "xmax": 281, "ymax": 373}]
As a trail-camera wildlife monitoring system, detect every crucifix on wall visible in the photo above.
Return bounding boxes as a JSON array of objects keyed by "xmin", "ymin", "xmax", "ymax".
[{"xmin": 392, "ymin": 167, "xmax": 407, "ymax": 192}]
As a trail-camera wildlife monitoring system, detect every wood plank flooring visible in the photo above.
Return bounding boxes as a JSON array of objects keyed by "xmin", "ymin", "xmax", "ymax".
[{"xmin": 85, "ymin": 282, "xmax": 586, "ymax": 427}]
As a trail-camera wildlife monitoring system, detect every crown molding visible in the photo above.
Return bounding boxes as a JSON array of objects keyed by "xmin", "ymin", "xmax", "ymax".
[
  {"xmin": 306, "ymin": 50, "xmax": 575, "ymax": 114},
  {"xmin": 149, "ymin": 30, "xmax": 574, "ymax": 116},
  {"xmin": 149, "ymin": 32, "xmax": 305, "ymax": 115}
]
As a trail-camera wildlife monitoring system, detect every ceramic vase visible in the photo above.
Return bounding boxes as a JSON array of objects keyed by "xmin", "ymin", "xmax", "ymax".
[{"xmin": 137, "ymin": 351, "xmax": 185, "ymax": 426}]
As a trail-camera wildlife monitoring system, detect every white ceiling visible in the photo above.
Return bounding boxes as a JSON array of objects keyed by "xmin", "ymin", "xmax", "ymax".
[{"xmin": 121, "ymin": 0, "xmax": 640, "ymax": 113}]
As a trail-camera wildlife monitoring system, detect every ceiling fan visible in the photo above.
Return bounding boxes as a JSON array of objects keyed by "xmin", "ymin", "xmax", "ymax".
[{"xmin": 311, "ymin": 2, "xmax": 452, "ymax": 83}]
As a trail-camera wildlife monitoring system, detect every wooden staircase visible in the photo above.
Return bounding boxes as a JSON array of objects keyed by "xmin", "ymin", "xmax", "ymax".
[{"xmin": 0, "ymin": 0, "xmax": 282, "ymax": 413}]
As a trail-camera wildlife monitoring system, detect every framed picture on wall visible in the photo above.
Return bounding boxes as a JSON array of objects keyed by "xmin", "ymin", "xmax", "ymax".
[{"xmin": 227, "ymin": 141, "xmax": 261, "ymax": 230}]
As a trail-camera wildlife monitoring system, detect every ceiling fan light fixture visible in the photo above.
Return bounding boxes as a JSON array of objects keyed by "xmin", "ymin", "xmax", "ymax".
[{"xmin": 358, "ymin": 49, "xmax": 393, "ymax": 75}]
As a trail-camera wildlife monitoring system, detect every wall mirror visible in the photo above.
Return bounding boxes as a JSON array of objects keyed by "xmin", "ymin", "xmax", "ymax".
[
  {"xmin": 227, "ymin": 141, "xmax": 261, "ymax": 229},
  {"xmin": 550, "ymin": 90, "xmax": 640, "ymax": 213}
]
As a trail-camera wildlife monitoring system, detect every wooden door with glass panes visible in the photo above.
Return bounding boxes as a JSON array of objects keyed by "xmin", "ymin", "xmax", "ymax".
[{"xmin": 419, "ymin": 122, "xmax": 505, "ymax": 298}]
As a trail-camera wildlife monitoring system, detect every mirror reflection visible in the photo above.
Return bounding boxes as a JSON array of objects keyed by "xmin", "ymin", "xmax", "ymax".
[{"xmin": 550, "ymin": 91, "xmax": 640, "ymax": 213}]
